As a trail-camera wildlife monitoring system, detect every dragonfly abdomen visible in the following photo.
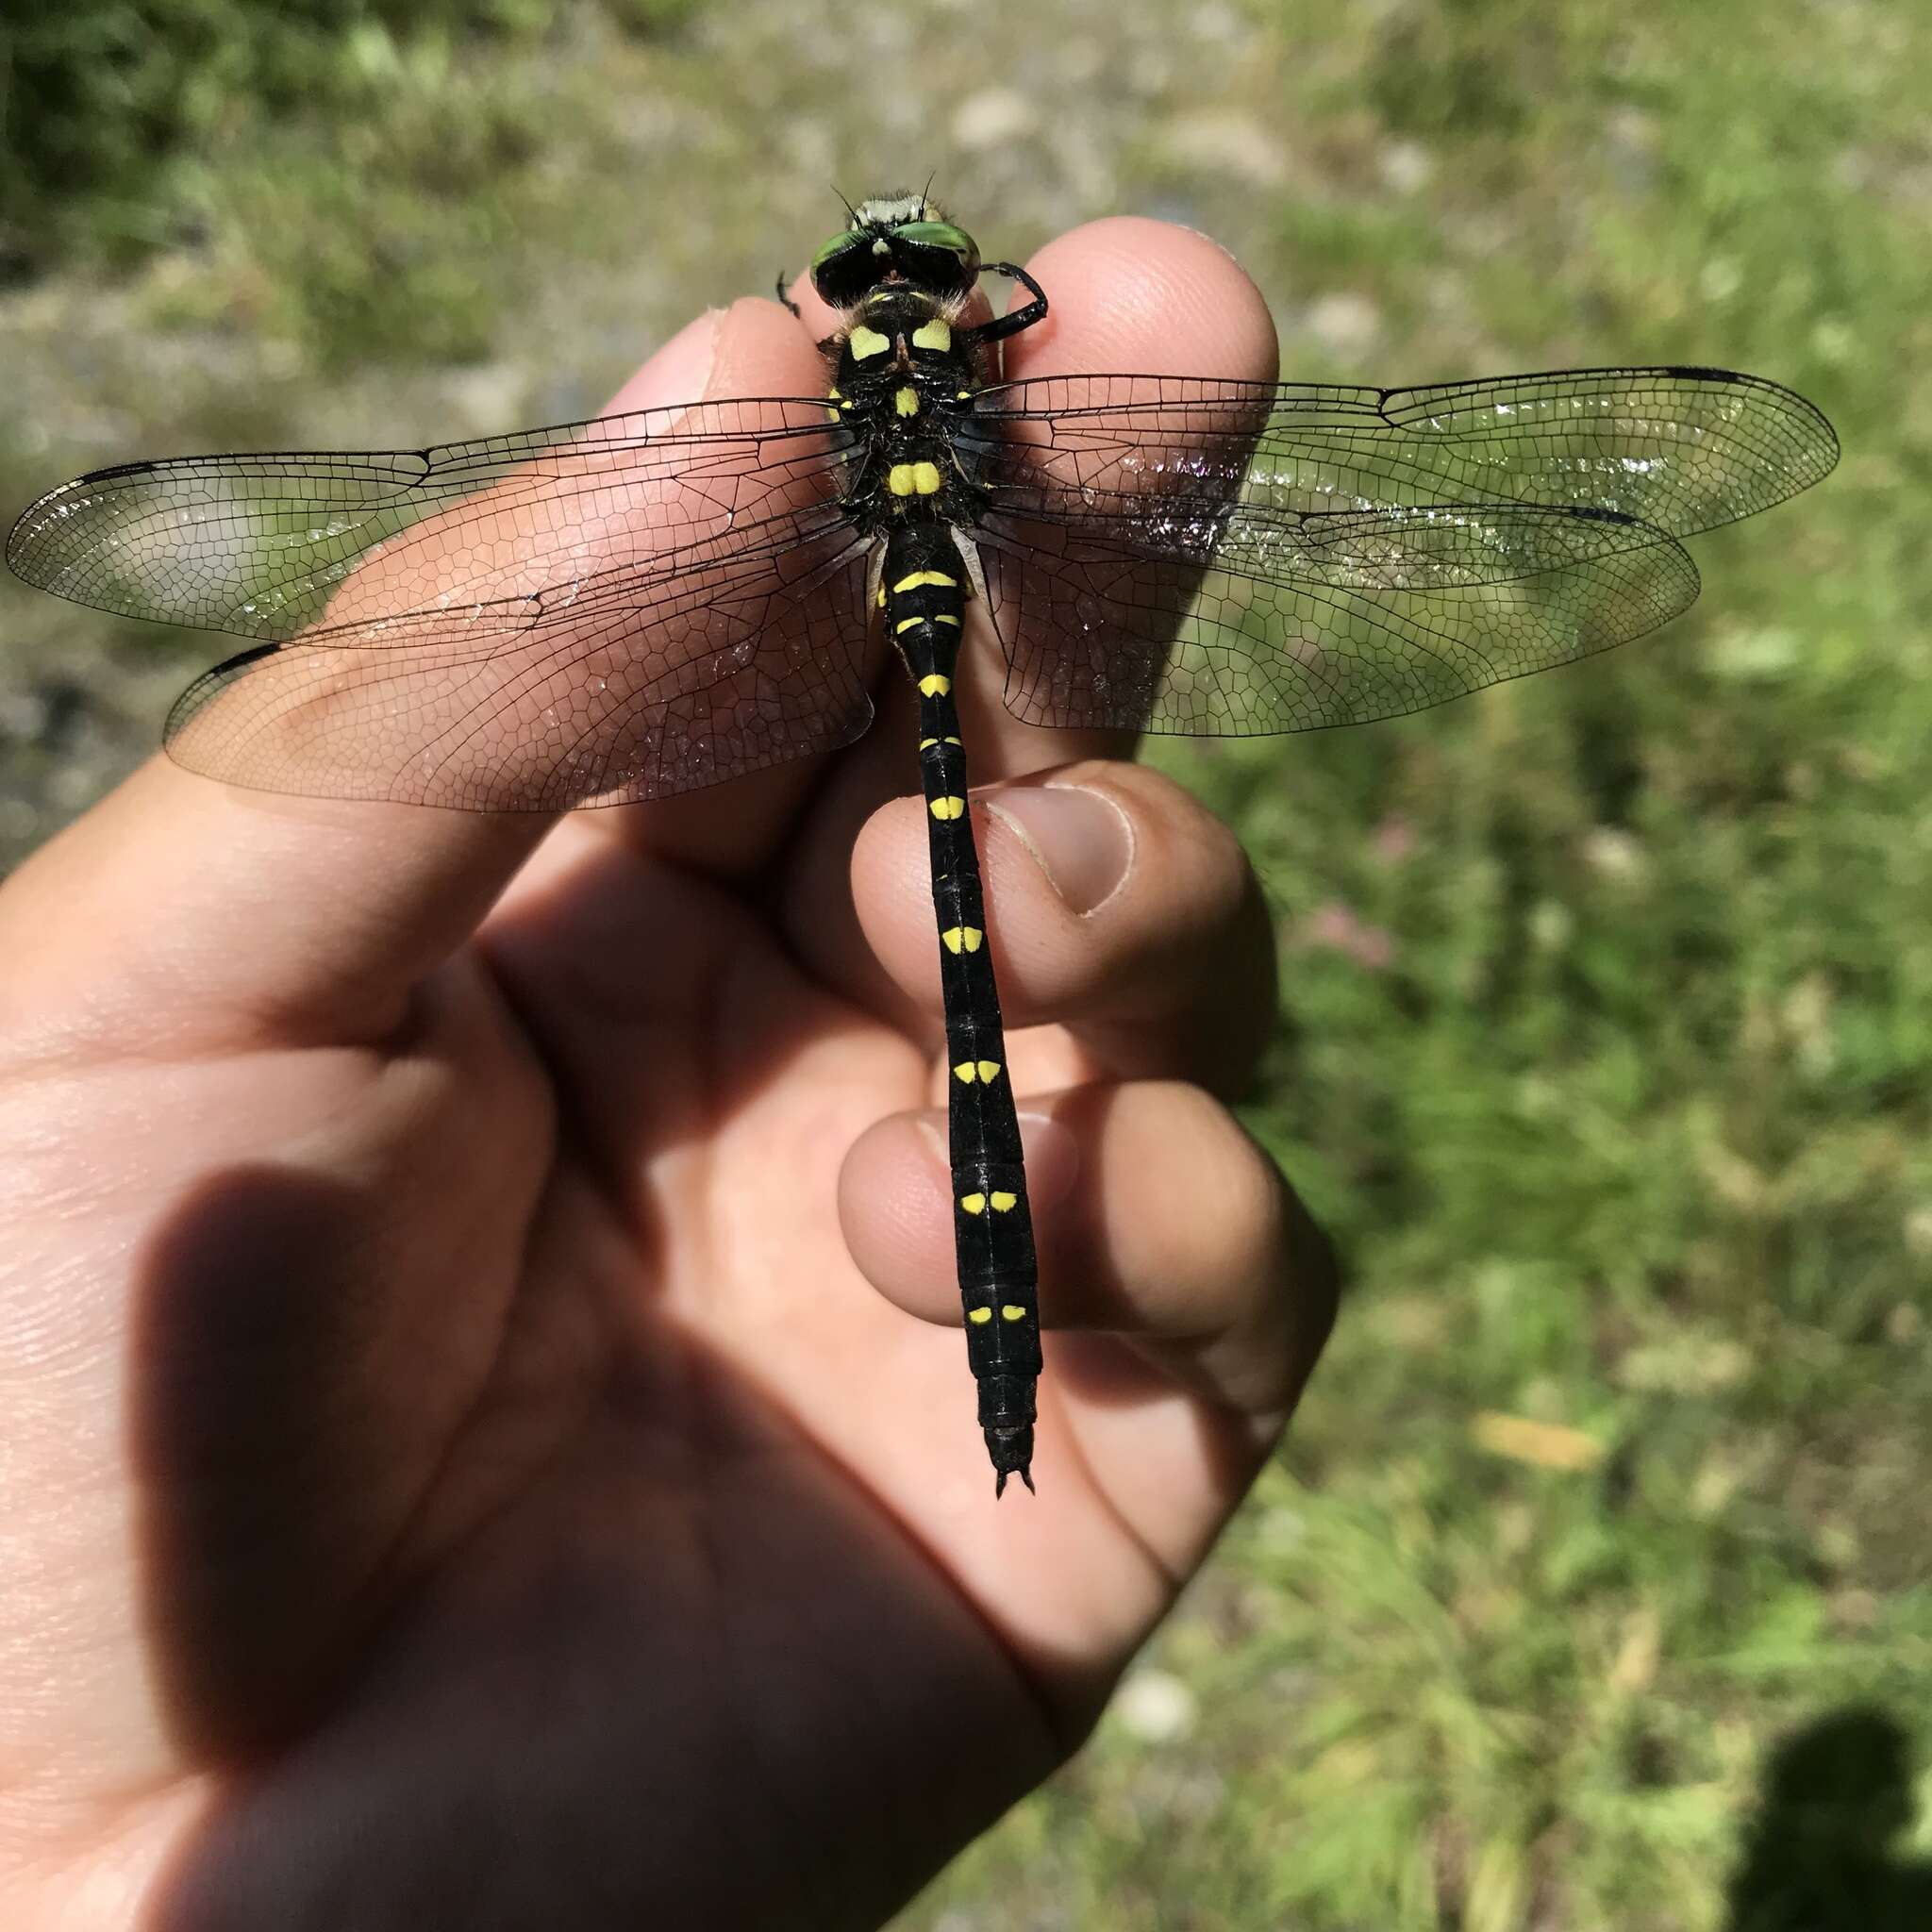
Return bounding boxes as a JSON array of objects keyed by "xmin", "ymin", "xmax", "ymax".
[{"xmin": 884, "ymin": 525, "xmax": 1042, "ymax": 1495}]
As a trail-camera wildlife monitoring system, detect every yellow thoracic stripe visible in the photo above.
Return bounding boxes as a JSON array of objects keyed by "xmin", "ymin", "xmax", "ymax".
[
  {"xmin": 849, "ymin": 325, "xmax": 890, "ymax": 359},
  {"xmin": 912, "ymin": 318, "xmax": 952, "ymax": 351},
  {"xmin": 895, "ymin": 615, "xmax": 924, "ymax": 633},
  {"xmin": 892, "ymin": 571, "xmax": 957, "ymax": 592}
]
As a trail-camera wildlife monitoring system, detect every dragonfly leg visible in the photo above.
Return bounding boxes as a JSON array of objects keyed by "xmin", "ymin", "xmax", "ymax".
[{"xmin": 963, "ymin": 262, "xmax": 1048, "ymax": 347}]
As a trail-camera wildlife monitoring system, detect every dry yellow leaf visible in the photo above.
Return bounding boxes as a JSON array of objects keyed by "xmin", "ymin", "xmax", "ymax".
[{"xmin": 1470, "ymin": 1410, "xmax": 1606, "ymax": 1472}]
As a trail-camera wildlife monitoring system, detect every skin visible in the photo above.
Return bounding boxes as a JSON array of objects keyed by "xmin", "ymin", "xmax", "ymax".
[{"xmin": 0, "ymin": 219, "xmax": 1337, "ymax": 1930}]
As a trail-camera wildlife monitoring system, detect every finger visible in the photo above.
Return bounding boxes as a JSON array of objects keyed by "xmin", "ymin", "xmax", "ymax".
[
  {"xmin": 848, "ymin": 760, "xmax": 1276, "ymax": 1095},
  {"xmin": 969, "ymin": 216, "xmax": 1282, "ymax": 774},
  {"xmin": 581, "ymin": 294, "xmax": 898, "ymax": 879},
  {"xmin": 1002, "ymin": 214, "xmax": 1281, "ymax": 387},
  {"xmin": 783, "ymin": 267, "xmax": 848, "ymax": 344},
  {"xmin": 0, "ymin": 302, "xmax": 816, "ymax": 1047},
  {"xmin": 840, "ymin": 1079, "xmax": 1336, "ymax": 1424}
]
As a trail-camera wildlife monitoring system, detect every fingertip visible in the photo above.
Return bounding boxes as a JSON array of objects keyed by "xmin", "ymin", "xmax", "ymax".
[
  {"xmin": 785, "ymin": 272, "xmax": 845, "ymax": 345},
  {"xmin": 847, "ymin": 791, "xmax": 940, "ymax": 999},
  {"xmin": 1004, "ymin": 217, "xmax": 1278, "ymax": 386},
  {"xmin": 847, "ymin": 790, "xmax": 1063, "ymax": 1020},
  {"xmin": 601, "ymin": 295, "xmax": 828, "ymax": 419},
  {"xmin": 708, "ymin": 294, "xmax": 835, "ymax": 402},
  {"xmin": 840, "ymin": 1106, "xmax": 1080, "ymax": 1325},
  {"xmin": 838, "ymin": 1108, "xmax": 957, "ymax": 1324},
  {"xmin": 601, "ymin": 308, "xmax": 724, "ymax": 416},
  {"xmin": 847, "ymin": 763, "xmax": 1270, "ymax": 1094}
]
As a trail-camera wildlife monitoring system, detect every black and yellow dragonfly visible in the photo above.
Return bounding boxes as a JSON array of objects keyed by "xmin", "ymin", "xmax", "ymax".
[{"xmin": 6, "ymin": 193, "xmax": 1838, "ymax": 1493}]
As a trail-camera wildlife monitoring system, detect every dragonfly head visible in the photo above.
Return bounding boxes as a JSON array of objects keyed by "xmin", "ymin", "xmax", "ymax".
[{"xmin": 809, "ymin": 193, "xmax": 981, "ymax": 308}]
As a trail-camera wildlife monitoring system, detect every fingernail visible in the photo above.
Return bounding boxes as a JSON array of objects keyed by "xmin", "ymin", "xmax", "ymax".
[
  {"xmin": 985, "ymin": 786, "xmax": 1133, "ymax": 914},
  {"xmin": 607, "ymin": 309, "xmax": 720, "ymax": 416},
  {"xmin": 1015, "ymin": 1111, "xmax": 1079, "ymax": 1210}
]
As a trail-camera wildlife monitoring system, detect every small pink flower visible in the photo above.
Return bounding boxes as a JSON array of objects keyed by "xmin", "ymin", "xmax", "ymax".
[
  {"xmin": 1299, "ymin": 900, "xmax": 1395, "ymax": 971},
  {"xmin": 1374, "ymin": 816, "xmax": 1414, "ymax": 863}
]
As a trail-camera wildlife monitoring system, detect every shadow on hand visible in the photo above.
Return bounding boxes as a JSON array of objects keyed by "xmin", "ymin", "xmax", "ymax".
[
  {"xmin": 132, "ymin": 1162, "xmax": 484, "ymax": 1759},
  {"xmin": 1725, "ymin": 1705, "xmax": 1932, "ymax": 1932},
  {"xmin": 131, "ymin": 1162, "xmax": 1059, "ymax": 1932}
]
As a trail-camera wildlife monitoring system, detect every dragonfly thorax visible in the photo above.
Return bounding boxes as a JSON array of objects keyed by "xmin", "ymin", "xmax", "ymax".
[
  {"xmin": 828, "ymin": 290, "xmax": 987, "ymax": 541},
  {"xmin": 830, "ymin": 286, "xmax": 982, "ymax": 389}
]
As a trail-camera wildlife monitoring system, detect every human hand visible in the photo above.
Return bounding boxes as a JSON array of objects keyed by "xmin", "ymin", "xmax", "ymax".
[{"xmin": 0, "ymin": 219, "xmax": 1336, "ymax": 1930}]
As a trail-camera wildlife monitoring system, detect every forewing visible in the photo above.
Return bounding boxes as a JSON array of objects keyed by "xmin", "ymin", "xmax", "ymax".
[
  {"xmin": 8, "ymin": 402, "xmax": 882, "ymax": 808},
  {"xmin": 972, "ymin": 367, "xmax": 1838, "ymax": 534}
]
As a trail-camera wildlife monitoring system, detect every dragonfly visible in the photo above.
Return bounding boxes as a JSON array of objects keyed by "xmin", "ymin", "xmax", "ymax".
[{"xmin": 6, "ymin": 193, "xmax": 1839, "ymax": 1494}]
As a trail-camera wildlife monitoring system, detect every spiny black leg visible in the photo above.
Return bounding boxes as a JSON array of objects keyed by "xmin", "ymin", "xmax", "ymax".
[
  {"xmin": 774, "ymin": 271, "xmax": 802, "ymax": 318},
  {"xmin": 963, "ymin": 261, "xmax": 1048, "ymax": 347}
]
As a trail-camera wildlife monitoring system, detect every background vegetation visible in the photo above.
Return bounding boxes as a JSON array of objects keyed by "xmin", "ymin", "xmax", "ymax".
[{"xmin": 2, "ymin": 1, "xmax": 1926, "ymax": 1925}]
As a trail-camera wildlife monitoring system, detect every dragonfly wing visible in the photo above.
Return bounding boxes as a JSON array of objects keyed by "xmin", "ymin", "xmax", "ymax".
[
  {"xmin": 6, "ymin": 399, "xmax": 857, "ymax": 640},
  {"xmin": 9, "ymin": 401, "xmax": 882, "ymax": 808},
  {"xmin": 160, "ymin": 508, "xmax": 875, "ymax": 808},
  {"xmin": 977, "ymin": 504, "xmax": 1701, "ymax": 735},
  {"xmin": 971, "ymin": 367, "xmax": 1838, "ymax": 537}
]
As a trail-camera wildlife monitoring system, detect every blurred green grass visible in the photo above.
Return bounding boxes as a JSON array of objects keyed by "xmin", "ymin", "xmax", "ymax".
[
  {"xmin": 2, "ymin": 0, "xmax": 696, "ymax": 362},
  {"xmin": 3, "ymin": 2, "xmax": 1928, "ymax": 1927}
]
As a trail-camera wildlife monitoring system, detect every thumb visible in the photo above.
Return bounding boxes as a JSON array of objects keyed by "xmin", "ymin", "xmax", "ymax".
[{"xmin": 0, "ymin": 301, "xmax": 802, "ymax": 1048}]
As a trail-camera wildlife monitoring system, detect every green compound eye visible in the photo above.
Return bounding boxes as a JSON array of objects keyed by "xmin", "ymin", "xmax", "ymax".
[
  {"xmin": 891, "ymin": 221, "xmax": 976, "ymax": 258},
  {"xmin": 810, "ymin": 229, "xmax": 863, "ymax": 272}
]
